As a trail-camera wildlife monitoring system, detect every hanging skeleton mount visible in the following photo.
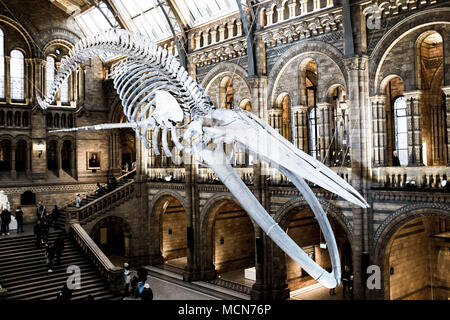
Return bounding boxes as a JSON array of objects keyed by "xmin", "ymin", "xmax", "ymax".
[{"xmin": 37, "ymin": 29, "xmax": 369, "ymax": 289}]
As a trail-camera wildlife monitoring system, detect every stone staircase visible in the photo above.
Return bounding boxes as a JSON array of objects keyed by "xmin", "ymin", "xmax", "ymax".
[
  {"xmin": 0, "ymin": 231, "xmax": 119, "ymax": 300},
  {"xmin": 54, "ymin": 170, "xmax": 136, "ymax": 229}
]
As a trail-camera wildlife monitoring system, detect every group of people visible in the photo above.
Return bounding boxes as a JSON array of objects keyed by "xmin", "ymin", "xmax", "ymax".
[
  {"xmin": 1, "ymin": 204, "xmax": 24, "ymax": 236},
  {"xmin": 328, "ymin": 265, "xmax": 354, "ymax": 300},
  {"xmin": 94, "ymin": 176, "xmax": 119, "ymax": 199},
  {"xmin": 33, "ymin": 202, "xmax": 65, "ymax": 272},
  {"xmin": 123, "ymin": 263, "xmax": 153, "ymax": 301}
]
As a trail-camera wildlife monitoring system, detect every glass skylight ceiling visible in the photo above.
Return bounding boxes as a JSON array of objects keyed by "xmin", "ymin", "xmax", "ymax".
[
  {"xmin": 173, "ymin": 0, "xmax": 244, "ymax": 27},
  {"xmin": 75, "ymin": 1, "xmax": 119, "ymax": 61},
  {"xmin": 111, "ymin": 0, "xmax": 173, "ymax": 42},
  {"xmin": 74, "ymin": 0, "xmax": 248, "ymax": 60}
]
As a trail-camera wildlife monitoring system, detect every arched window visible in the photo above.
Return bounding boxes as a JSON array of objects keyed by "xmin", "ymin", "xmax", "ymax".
[
  {"xmin": 68, "ymin": 114, "xmax": 73, "ymax": 128},
  {"xmin": 54, "ymin": 113, "xmax": 60, "ymax": 128},
  {"xmin": 6, "ymin": 111, "xmax": 12, "ymax": 126},
  {"xmin": 61, "ymin": 114, "xmax": 66, "ymax": 128},
  {"xmin": 60, "ymin": 77, "xmax": 69, "ymax": 104},
  {"xmin": 46, "ymin": 113, "xmax": 53, "ymax": 128},
  {"xmin": 10, "ymin": 50, "xmax": 24, "ymax": 100},
  {"xmin": 22, "ymin": 112, "xmax": 29, "ymax": 127},
  {"xmin": 46, "ymin": 56, "xmax": 55, "ymax": 96},
  {"xmin": 309, "ymin": 107, "xmax": 318, "ymax": 159},
  {"xmin": 0, "ymin": 110, "xmax": 4, "ymax": 126},
  {"xmin": 14, "ymin": 111, "xmax": 21, "ymax": 127},
  {"xmin": 0, "ymin": 29, "xmax": 5, "ymax": 99},
  {"xmin": 394, "ymin": 96, "xmax": 408, "ymax": 166}
]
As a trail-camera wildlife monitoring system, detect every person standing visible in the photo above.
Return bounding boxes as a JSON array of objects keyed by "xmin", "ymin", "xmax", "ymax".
[
  {"xmin": 34, "ymin": 220, "xmax": 42, "ymax": 248},
  {"xmin": 54, "ymin": 233, "xmax": 65, "ymax": 265},
  {"xmin": 75, "ymin": 194, "xmax": 82, "ymax": 208},
  {"xmin": 123, "ymin": 262, "xmax": 131, "ymax": 298},
  {"xmin": 1, "ymin": 207, "xmax": 11, "ymax": 236},
  {"xmin": 341, "ymin": 265, "xmax": 351, "ymax": 299},
  {"xmin": 45, "ymin": 243, "xmax": 55, "ymax": 273},
  {"xmin": 51, "ymin": 205, "xmax": 60, "ymax": 228},
  {"xmin": 141, "ymin": 283, "xmax": 153, "ymax": 301},
  {"xmin": 349, "ymin": 274, "xmax": 354, "ymax": 300},
  {"xmin": 41, "ymin": 220, "xmax": 50, "ymax": 244},
  {"xmin": 15, "ymin": 205, "xmax": 24, "ymax": 233},
  {"xmin": 36, "ymin": 202, "xmax": 46, "ymax": 221},
  {"xmin": 393, "ymin": 150, "xmax": 401, "ymax": 166}
]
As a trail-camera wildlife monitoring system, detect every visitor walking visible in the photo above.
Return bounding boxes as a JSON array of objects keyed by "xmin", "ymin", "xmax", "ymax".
[
  {"xmin": 123, "ymin": 262, "xmax": 131, "ymax": 298},
  {"xmin": 41, "ymin": 220, "xmax": 50, "ymax": 244},
  {"xmin": 15, "ymin": 205, "xmax": 24, "ymax": 233},
  {"xmin": 95, "ymin": 183, "xmax": 105, "ymax": 197},
  {"xmin": 1, "ymin": 206, "xmax": 11, "ymax": 236},
  {"xmin": 34, "ymin": 220, "xmax": 42, "ymax": 248},
  {"xmin": 75, "ymin": 194, "xmax": 82, "ymax": 208},
  {"xmin": 141, "ymin": 283, "xmax": 153, "ymax": 301},
  {"xmin": 342, "ymin": 265, "xmax": 351, "ymax": 299},
  {"xmin": 45, "ymin": 243, "xmax": 55, "ymax": 273},
  {"xmin": 349, "ymin": 274, "xmax": 354, "ymax": 300},
  {"xmin": 51, "ymin": 205, "xmax": 60, "ymax": 228},
  {"xmin": 54, "ymin": 233, "xmax": 65, "ymax": 265},
  {"xmin": 36, "ymin": 202, "xmax": 46, "ymax": 221},
  {"xmin": 56, "ymin": 283, "xmax": 73, "ymax": 301},
  {"xmin": 393, "ymin": 150, "xmax": 401, "ymax": 166}
]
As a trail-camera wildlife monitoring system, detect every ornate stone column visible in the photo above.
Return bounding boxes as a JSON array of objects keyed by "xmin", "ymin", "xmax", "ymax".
[
  {"xmin": 266, "ymin": 10, "xmax": 273, "ymax": 25},
  {"xmin": 288, "ymin": 1, "xmax": 297, "ymax": 18},
  {"xmin": 300, "ymin": 0, "xmax": 307, "ymax": 14},
  {"xmin": 26, "ymin": 141, "xmax": 31, "ymax": 178},
  {"xmin": 404, "ymin": 91, "xmax": 423, "ymax": 166},
  {"xmin": 317, "ymin": 102, "xmax": 332, "ymax": 165},
  {"xmin": 291, "ymin": 105, "xmax": 308, "ymax": 151},
  {"xmin": 371, "ymin": 95, "xmax": 387, "ymax": 167},
  {"xmin": 57, "ymin": 142, "xmax": 63, "ymax": 177},
  {"xmin": 10, "ymin": 142, "xmax": 16, "ymax": 180},
  {"xmin": 443, "ymin": 87, "xmax": 450, "ymax": 166},
  {"xmin": 5, "ymin": 56, "xmax": 10, "ymax": 104}
]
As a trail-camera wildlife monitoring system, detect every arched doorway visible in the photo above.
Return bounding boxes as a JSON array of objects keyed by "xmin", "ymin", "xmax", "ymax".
[
  {"xmin": 417, "ymin": 31, "xmax": 445, "ymax": 165},
  {"xmin": 61, "ymin": 140, "xmax": 72, "ymax": 173},
  {"xmin": 15, "ymin": 139, "xmax": 27, "ymax": 172},
  {"xmin": 90, "ymin": 216, "xmax": 132, "ymax": 266},
  {"xmin": 157, "ymin": 196, "xmax": 188, "ymax": 270},
  {"xmin": 275, "ymin": 205, "xmax": 352, "ymax": 300},
  {"xmin": 204, "ymin": 199, "xmax": 256, "ymax": 287},
  {"xmin": 47, "ymin": 140, "xmax": 58, "ymax": 171},
  {"xmin": 0, "ymin": 139, "xmax": 11, "ymax": 171},
  {"xmin": 120, "ymin": 128, "xmax": 136, "ymax": 173},
  {"xmin": 383, "ymin": 215, "xmax": 449, "ymax": 300}
]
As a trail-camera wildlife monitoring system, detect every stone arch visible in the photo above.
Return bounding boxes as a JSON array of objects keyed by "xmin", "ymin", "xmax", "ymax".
[
  {"xmin": 201, "ymin": 62, "xmax": 252, "ymax": 111},
  {"xmin": 373, "ymin": 203, "xmax": 450, "ymax": 300},
  {"xmin": 201, "ymin": 62, "xmax": 250, "ymax": 93},
  {"xmin": 87, "ymin": 215, "xmax": 133, "ymax": 257},
  {"xmin": 374, "ymin": 202, "xmax": 450, "ymax": 259},
  {"xmin": 199, "ymin": 193, "xmax": 257, "ymax": 276},
  {"xmin": 370, "ymin": 8, "xmax": 450, "ymax": 94},
  {"xmin": 149, "ymin": 190, "xmax": 187, "ymax": 260},
  {"xmin": 0, "ymin": 14, "xmax": 35, "ymax": 56},
  {"xmin": 268, "ymin": 40, "xmax": 347, "ymax": 108},
  {"xmin": 271, "ymin": 197, "xmax": 353, "ymax": 294},
  {"xmin": 274, "ymin": 198, "xmax": 353, "ymax": 239}
]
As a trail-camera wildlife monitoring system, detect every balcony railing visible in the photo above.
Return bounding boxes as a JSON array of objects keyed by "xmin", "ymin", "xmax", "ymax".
[{"xmin": 372, "ymin": 166, "xmax": 450, "ymax": 190}]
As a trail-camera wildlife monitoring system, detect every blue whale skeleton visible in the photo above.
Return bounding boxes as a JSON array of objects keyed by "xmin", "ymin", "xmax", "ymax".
[{"xmin": 37, "ymin": 29, "xmax": 369, "ymax": 289}]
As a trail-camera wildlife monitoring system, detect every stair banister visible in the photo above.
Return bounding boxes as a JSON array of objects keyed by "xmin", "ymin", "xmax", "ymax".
[{"xmin": 71, "ymin": 224, "xmax": 123, "ymax": 294}]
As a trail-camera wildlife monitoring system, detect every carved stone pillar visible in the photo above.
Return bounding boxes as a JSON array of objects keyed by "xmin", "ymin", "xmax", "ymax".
[
  {"xmin": 371, "ymin": 95, "xmax": 387, "ymax": 167},
  {"xmin": 300, "ymin": 0, "xmax": 307, "ymax": 14},
  {"xmin": 57, "ymin": 142, "xmax": 63, "ymax": 177},
  {"xmin": 10, "ymin": 143, "xmax": 16, "ymax": 180},
  {"xmin": 276, "ymin": 8, "xmax": 283, "ymax": 22},
  {"xmin": 288, "ymin": 2, "xmax": 297, "ymax": 18},
  {"xmin": 202, "ymin": 32, "xmax": 209, "ymax": 47},
  {"xmin": 71, "ymin": 144, "xmax": 77, "ymax": 179},
  {"xmin": 219, "ymin": 26, "xmax": 226, "ymax": 41},
  {"xmin": 317, "ymin": 102, "xmax": 332, "ymax": 165},
  {"xmin": 443, "ymin": 87, "xmax": 450, "ymax": 166},
  {"xmin": 195, "ymin": 34, "xmax": 201, "ymax": 49},
  {"xmin": 404, "ymin": 91, "xmax": 423, "ymax": 166},
  {"xmin": 236, "ymin": 20, "xmax": 242, "ymax": 36},
  {"xmin": 292, "ymin": 105, "xmax": 308, "ymax": 151},
  {"xmin": 26, "ymin": 141, "xmax": 31, "ymax": 178},
  {"xmin": 210, "ymin": 30, "xmax": 217, "ymax": 44},
  {"xmin": 227, "ymin": 23, "xmax": 234, "ymax": 38},
  {"xmin": 266, "ymin": 11, "xmax": 273, "ymax": 25}
]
